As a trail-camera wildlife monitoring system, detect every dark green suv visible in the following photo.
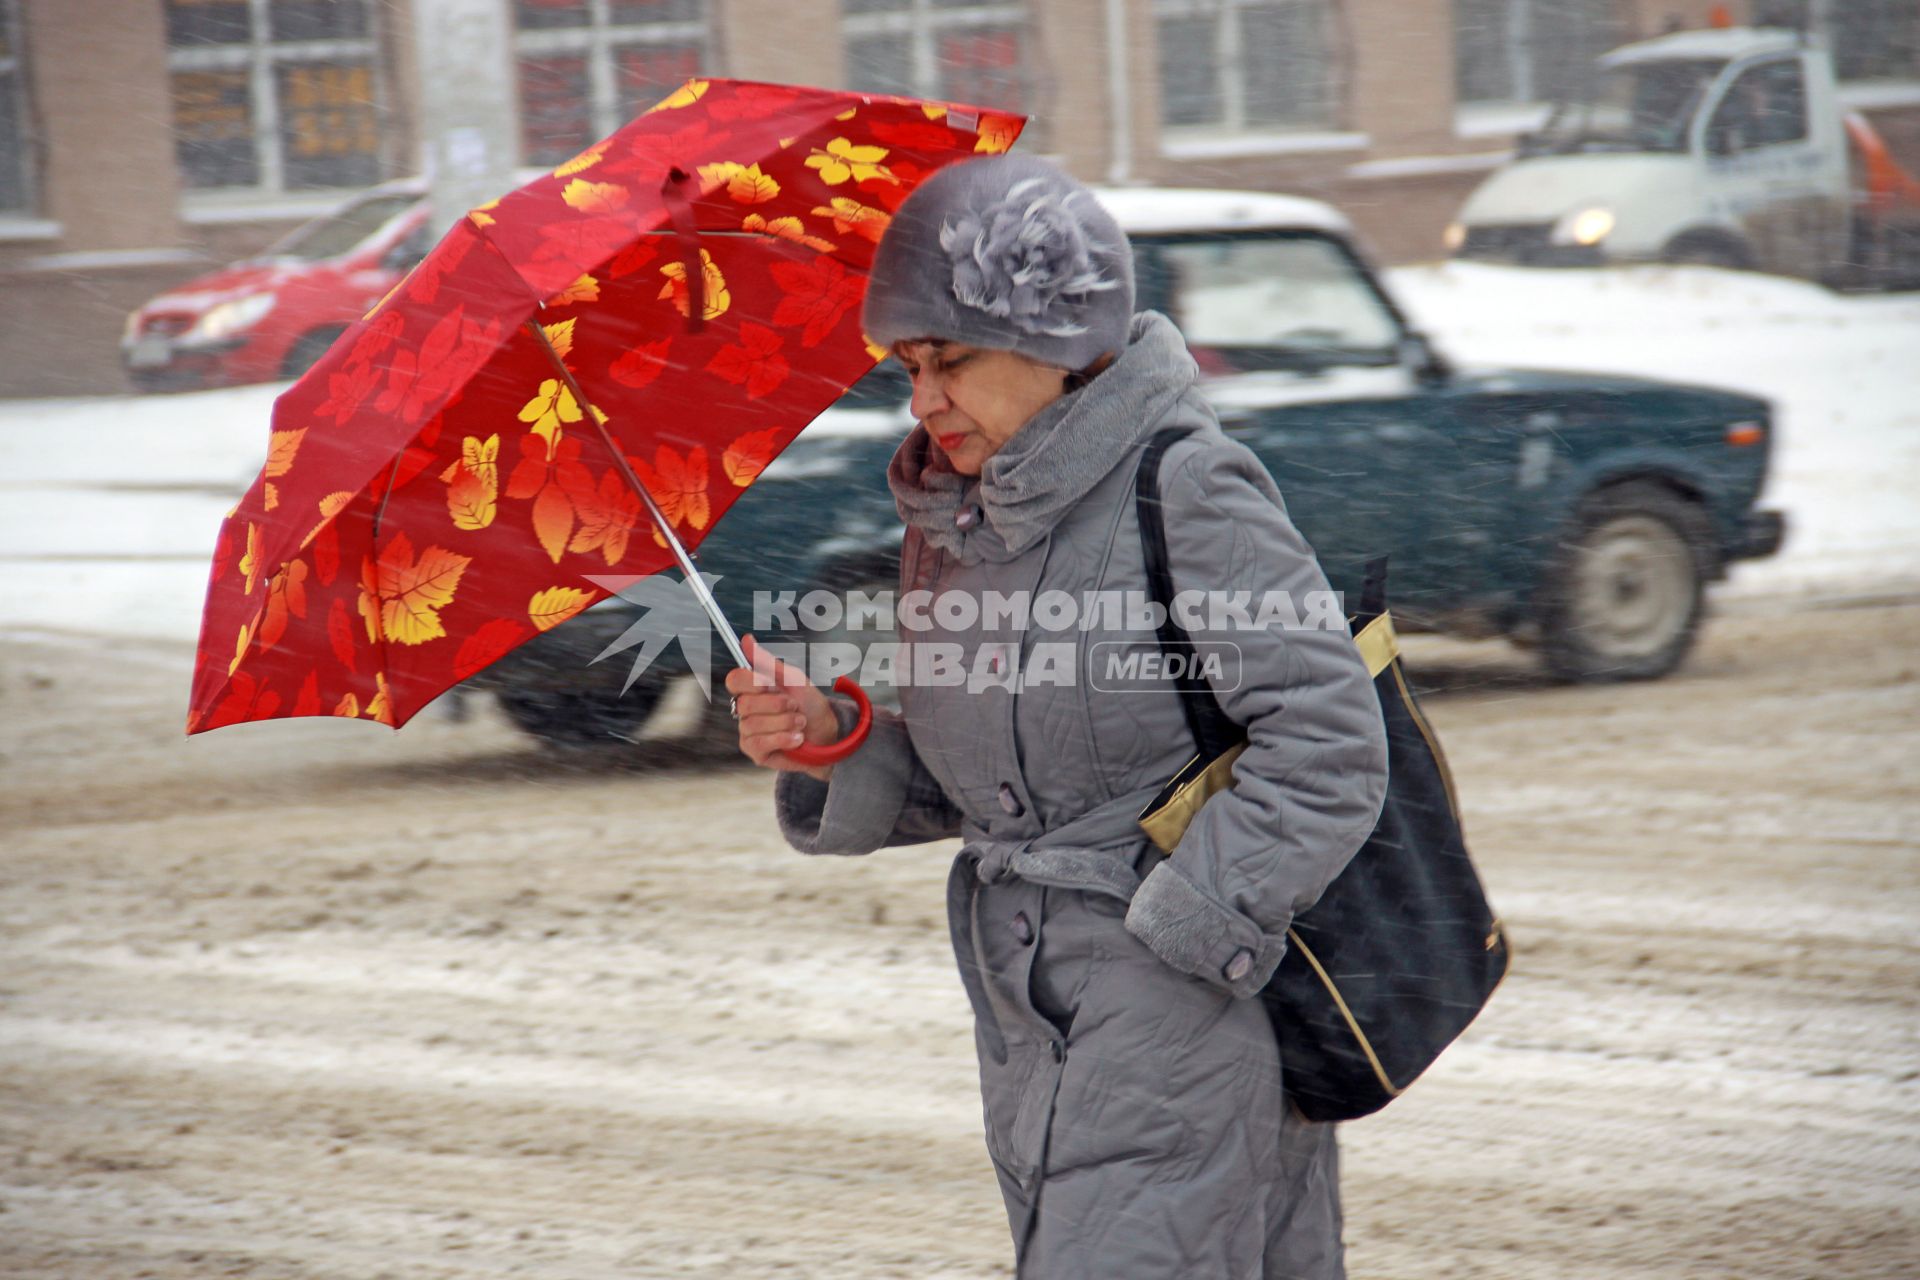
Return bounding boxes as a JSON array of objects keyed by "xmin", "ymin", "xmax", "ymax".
[{"xmin": 469, "ymin": 189, "xmax": 1784, "ymax": 746}]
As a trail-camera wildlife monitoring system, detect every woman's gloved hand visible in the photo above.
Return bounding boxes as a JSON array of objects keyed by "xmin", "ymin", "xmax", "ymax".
[{"xmin": 724, "ymin": 635, "xmax": 842, "ymax": 782}]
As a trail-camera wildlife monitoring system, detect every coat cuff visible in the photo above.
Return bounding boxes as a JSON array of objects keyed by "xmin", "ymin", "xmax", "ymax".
[
  {"xmin": 772, "ymin": 696, "xmax": 906, "ymax": 856},
  {"xmin": 1124, "ymin": 859, "xmax": 1289, "ymax": 999}
]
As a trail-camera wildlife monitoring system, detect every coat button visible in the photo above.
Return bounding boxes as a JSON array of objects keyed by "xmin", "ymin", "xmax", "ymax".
[
  {"xmin": 997, "ymin": 783, "xmax": 1023, "ymax": 817},
  {"xmin": 1050, "ymin": 1040, "xmax": 1065, "ymax": 1063},
  {"xmin": 954, "ymin": 504, "xmax": 982, "ymax": 530},
  {"xmin": 1223, "ymin": 948, "xmax": 1254, "ymax": 983},
  {"xmin": 1010, "ymin": 911, "xmax": 1033, "ymax": 945}
]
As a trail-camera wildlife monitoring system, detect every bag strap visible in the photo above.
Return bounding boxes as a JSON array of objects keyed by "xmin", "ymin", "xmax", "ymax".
[
  {"xmin": 1134, "ymin": 426, "xmax": 1242, "ymax": 759},
  {"xmin": 1134, "ymin": 429, "xmax": 1394, "ymax": 759}
]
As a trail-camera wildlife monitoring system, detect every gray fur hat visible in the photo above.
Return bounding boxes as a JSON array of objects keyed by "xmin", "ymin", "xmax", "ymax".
[{"xmin": 862, "ymin": 154, "xmax": 1134, "ymax": 372}]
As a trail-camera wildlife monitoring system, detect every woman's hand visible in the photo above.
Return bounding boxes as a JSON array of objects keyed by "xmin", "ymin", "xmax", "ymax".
[{"xmin": 724, "ymin": 635, "xmax": 841, "ymax": 782}]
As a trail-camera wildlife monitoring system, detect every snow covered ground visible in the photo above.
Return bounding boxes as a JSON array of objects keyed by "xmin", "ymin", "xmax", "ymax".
[
  {"xmin": 2, "ymin": 263, "xmax": 1916, "ymax": 644},
  {"xmin": 1393, "ymin": 263, "xmax": 1920, "ymax": 600}
]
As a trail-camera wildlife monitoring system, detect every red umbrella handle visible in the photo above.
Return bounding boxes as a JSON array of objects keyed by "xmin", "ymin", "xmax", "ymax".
[{"xmin": 782, "ymin": 677, "xmax": 873, "ymax": 768}]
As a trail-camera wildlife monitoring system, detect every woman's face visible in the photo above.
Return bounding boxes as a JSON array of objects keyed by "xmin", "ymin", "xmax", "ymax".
[{"xmin": 893, "ymin": 340, "xmax": 1068, "ymax": 476}]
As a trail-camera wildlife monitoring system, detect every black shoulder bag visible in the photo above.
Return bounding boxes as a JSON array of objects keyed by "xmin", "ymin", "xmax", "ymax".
[{"xmin": 1132, "ymin": 425, "xmax": 1509, "ymax": 1123}]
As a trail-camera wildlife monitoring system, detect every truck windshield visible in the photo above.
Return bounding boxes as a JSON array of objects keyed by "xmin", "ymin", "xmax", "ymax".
[
  {"xmin": 263, "ymin": 193, "xmax": 420, "ymax": 263},
  {"xmin": 1526, "ymin": 58, "xmax": 1727, "ymax": 156}
]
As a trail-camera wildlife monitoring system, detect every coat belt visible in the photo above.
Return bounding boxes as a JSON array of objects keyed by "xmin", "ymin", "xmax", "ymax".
[{"xmin": 959, "ymin": 783, "xmax": 1163, "ymax": 901}]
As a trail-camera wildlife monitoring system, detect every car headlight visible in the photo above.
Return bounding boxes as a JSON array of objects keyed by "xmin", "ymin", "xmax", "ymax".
[
  {"xmin": 187, "ymin": 292, "xmax": 277, "ymax": 343},
  {"xmin": 1553, "ymin": 207, "xmax": 1614, "ymax": 247},
  {"xmin": 1442, "ymin": 221, "xmax": 1467, "ymax": 254}
]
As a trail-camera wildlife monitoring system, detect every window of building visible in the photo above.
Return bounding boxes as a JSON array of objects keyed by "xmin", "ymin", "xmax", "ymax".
[
  {"xmin": 166, "ymin": 0, "xmax": 381, "ymax": 193},
  {"xmin": 1454, "ymin": 0, "xmax": 1621, "ymax": 107},
  {"xmin": 1154, "ymin": 0, "xmax": 1342, "ymax": 132},
  {"xmin": 512, "ymin": 0, "xmax": 708, "ymax": 168},
  {"xmin": 842, "ymin": 0, "xmax": 1030, "ymax": 112},
  {"xmin": 0, "ymin": 0, "xmax": 30, "ymax": 213}
]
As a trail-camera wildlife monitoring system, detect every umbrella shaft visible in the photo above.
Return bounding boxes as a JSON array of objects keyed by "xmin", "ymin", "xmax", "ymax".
[{"xmin": 522, "ymin": 320, "xmax": 750, "ymax": 673}]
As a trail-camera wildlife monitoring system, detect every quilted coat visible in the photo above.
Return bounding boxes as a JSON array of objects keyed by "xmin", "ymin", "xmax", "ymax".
[{"xmin": 774, "ymin": 311, "xmax": 1390, "ymax": 1278}]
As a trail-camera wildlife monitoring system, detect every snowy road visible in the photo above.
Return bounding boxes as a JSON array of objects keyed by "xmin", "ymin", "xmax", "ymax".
[{"xmin": 1, "ymin": 598, "xmax": 1915, "ymax": 1278}]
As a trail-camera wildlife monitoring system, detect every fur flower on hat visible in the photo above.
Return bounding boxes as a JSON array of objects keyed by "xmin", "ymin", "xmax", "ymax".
[
  {"xmin": 861, "ymin": 154, "xmax": 1136, "ymax": 372},
  {"xmin": 939, "ymin": 178, "xmax": 1120, "ymax": 339}
]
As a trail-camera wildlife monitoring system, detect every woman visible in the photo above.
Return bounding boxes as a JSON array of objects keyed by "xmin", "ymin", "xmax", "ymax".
[{"xmin": 725, "ymin": 154, "xmax": 1389, "ymax": 1279}]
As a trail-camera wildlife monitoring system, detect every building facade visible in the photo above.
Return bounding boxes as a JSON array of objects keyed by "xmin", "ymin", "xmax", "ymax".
[{"xmin": 2, "ymin": 0, "xmax": 1916, "ymax": 395}]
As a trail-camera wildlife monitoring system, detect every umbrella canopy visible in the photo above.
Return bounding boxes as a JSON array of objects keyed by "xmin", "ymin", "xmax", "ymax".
[{"xmin": 186, "ymin": 78, "xmax": 1023, "ymax": 736}]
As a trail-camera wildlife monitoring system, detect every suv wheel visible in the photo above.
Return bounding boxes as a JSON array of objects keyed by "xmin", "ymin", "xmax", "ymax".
[
  {"xmin": 1537, "ymin": 482, "xmax": 1712, "ymax": 682},
  {"xmin": 495, "ymin": 682, "xmax": 665, "ymax": 747}
]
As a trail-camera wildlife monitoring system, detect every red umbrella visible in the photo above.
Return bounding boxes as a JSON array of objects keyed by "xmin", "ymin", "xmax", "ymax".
[{"xmin": 186, "ymin": 77, "xmax": 1024, "ymax": 766}]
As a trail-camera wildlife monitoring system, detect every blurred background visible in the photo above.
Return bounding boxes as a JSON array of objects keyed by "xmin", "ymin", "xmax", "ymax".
[
  {"xmin": 1, "ymin": 0, "xmax": 1915, "ymax": 396},
  {"xmin": 2, "ymin": 3, "xmax": 1918, "ymax": 1278}
]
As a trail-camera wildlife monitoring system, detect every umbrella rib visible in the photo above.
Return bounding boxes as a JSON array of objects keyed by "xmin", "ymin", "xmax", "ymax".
[{"xmin": 521, "ymin": 319, "xmax": 749, "ymax": 671}]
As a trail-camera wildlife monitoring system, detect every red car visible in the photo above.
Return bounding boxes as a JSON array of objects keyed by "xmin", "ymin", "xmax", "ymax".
[{"xmin": 122, "ymin": 181, "xmax": 431, "ymax": 392}]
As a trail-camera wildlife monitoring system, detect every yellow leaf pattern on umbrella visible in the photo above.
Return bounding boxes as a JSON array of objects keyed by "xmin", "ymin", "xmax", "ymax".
[
  {"xmin": 542, "ymin": 318, "xmax": 577, "ymax": 361},
  {"xmin": 445, "ymin": 435, "xmax": 500, "ymax": 532},
  {"xmin": 357, "ymin": 554, "xmax": 383, "ymax": 642},
  {"xmin": 975, "ymin": 114, "xmax": 1020, "ymax": 153},
  {"xmin": 546, "ymin": 275, "xmax": 599, "ymax": 306},
  {"xmin": 722, "ymin": 428, "xmax": 780, "ymax": 487},
  {"xmin": 259, "ymin": 559, "xmax": 311, "ymax": 650},
  {"xmin": 657, "ymin": 250, "xmax": 731, "ymax": 321},
  {"xmin": 531, "ymin": 481, "xmax": 573, "ymax": 563},
  {"xmin": 467, "ymin": 193, "xmax": 502, "ymax": 230},
  {"xmin": 629, "ymin": 444, "xmax": 710, "ymax": 531},
  {"xmin": 553, "ymin": 143, "xmax": 607, "ymax": 177},
  {"xmin": 302, "ymin": 490, "xmax": 354, "ymax": 551},
  {"xmin": 567, "ymin": 470, "xmax": 642, "ymax": 566},
  {"xmin": 239, "ymin": 522, "xmax": 263, "ymax": 595},
  {"xmin": 561, "ymin": 179, "xmax": 629, "ymax": 216},
  {"xmin": 373, "ymin": 532, "xmax": 472, "ymax": 646},
  {"xmin": 365, "ymin": 672, "xmax": 395, "ymax": 725},
  {"xmin": 266, "ymin": 429, "xmax": 305, "ymax": 477},
  {"xmin": 805, "ymin": 137, "xmax": 895, "ymax": 186},
  {"xmin": 517, "ymin": 378, "xmax": 582, "ymax": 451},
  {"xmin": 741, "ymin": 213, "xmax": 835, "ymax": 252},
  {"xmin": 229, "ymin": 623, "xmax": 251, "ymax": 676},
  {"xmin": 188, "ymin": 82, "xmax": 1031, "ymax": 736},
  {"xmin": 812, "ymin": 197, "xmax": 891, "ymax": 243},
  {"xmin": 647, "ymin": 79, "xmax": 709, "ymax": 112},
  {"xmin": 697, "ymin": 161, "xmax": 780, "ymax": 204},
  {"xmin": 530, "ymin": 585, "xmax": 594, "ymax": 632}
]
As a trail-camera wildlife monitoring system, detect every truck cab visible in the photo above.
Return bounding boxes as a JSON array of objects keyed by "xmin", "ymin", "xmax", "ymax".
[{"xmin": 1451, "ymin": 28, "xmax": 1851, "ymax": 278}]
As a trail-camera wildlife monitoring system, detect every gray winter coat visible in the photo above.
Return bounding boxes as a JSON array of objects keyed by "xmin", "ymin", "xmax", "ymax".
[{"xmin": 775, "ymin": 312, "xmax": 1390, "ymax": 1278}]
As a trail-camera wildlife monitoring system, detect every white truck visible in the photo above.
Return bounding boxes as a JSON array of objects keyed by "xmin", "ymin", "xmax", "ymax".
[{"xmin": 1447, "ymin": 26, "xmax": 1920, "ymax": 290}]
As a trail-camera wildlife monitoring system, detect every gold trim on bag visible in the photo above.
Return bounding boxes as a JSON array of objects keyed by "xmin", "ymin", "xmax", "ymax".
[
  {"xmin": 1138, "ymin": 614, "xmax": 1401, "ymax": 853},
  {"xmin": 1353, "ymin": 612, "xmax": 1398, "ymax": 679},
  {"xmin": 1287, "ymin": 928, "xmax": 1404, "ymax": 1099},
  {"xmin": 1390, "ymin": 658, "xmax": 1462, "ymax": 827},
  {"xmin": 1138, "ymin": 743, "xmax": 1246, "ymax": 853}
]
